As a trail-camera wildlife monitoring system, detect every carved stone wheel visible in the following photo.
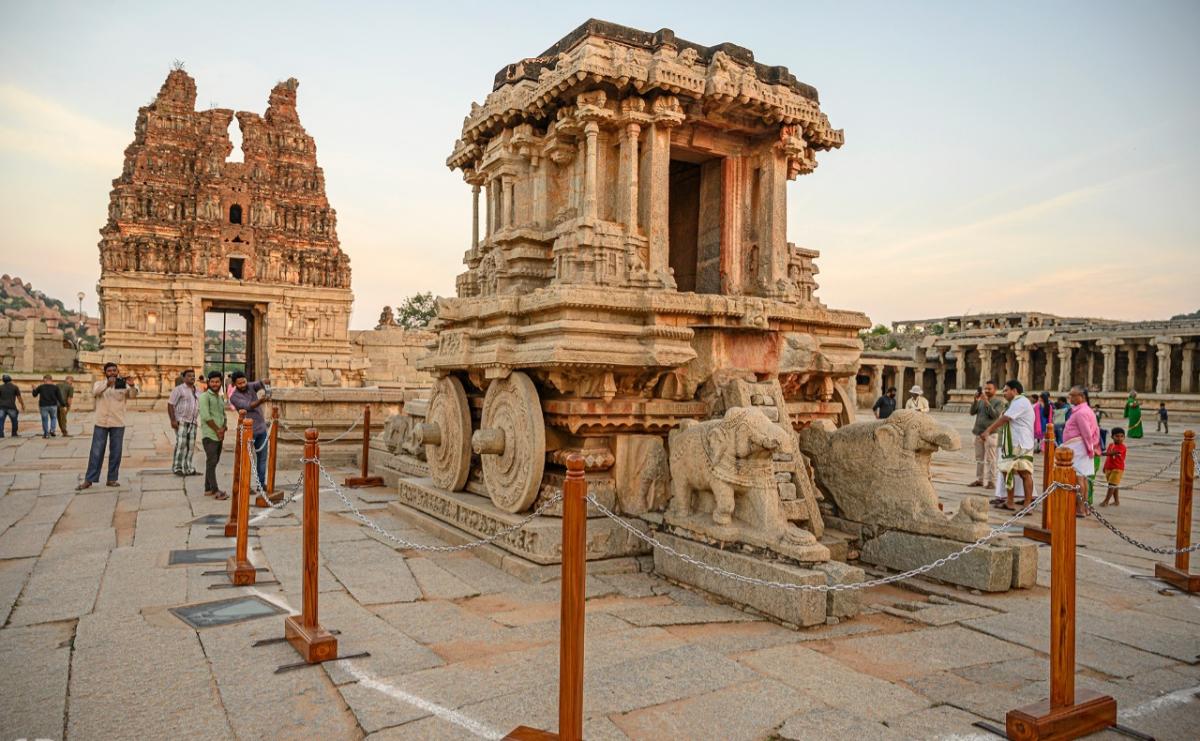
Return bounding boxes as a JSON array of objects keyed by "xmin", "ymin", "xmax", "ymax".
[
  {"xmin": 479, "ymin": 371, "xmax": 546, "ymax": 513},
  {"xmin": 425, "ymin": 376, "xmax": 472, "ymax": 492}
]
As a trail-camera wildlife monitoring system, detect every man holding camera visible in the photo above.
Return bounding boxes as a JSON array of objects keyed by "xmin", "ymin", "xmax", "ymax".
[
  {"xmin": 228, "ymin": 371, "xmax": 271, "ymax": 491},
  {"xmin": 77, "ymin": 362, "xmax": 139, "ymax": 490}
]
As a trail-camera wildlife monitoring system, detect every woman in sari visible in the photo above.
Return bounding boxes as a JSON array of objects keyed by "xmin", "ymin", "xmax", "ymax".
[{"xmin": 1123, "ymin": 391, "xmax": 1143, "ymax": 439}]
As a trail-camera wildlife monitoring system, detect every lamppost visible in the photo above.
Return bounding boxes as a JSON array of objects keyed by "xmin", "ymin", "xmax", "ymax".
[{"xmin": 76, "ymin": 291, "xmax": 84, "ymax": 320}]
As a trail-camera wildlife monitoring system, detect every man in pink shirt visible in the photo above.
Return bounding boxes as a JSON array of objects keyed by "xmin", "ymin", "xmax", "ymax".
[{"xmin": 1061, "ymin": 385, "xmax": 1100, "ymax": 515}]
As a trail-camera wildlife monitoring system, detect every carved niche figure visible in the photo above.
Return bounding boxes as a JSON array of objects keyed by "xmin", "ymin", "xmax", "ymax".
[
  {"xmin": 667, "ymin": 407, "xmax": 826, "ymax": 560},
  {"xmin": 377, "ymin": 306, "xmax": 396, "ymax": 329},
  {"xmin": 798, "ymin": 410, "xmax": 988, "ymax": 542}
]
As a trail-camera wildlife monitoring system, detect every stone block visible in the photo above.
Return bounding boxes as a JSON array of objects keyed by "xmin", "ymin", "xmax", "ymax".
[
  {"xmin": 812, "ymin": 561, "xmax": 864, "ymax": 618},
  {"xmin": 860, "ymin": 531, "xmax": 1014, "ymax": 592},
  {"xmin": 1009, "ymin": 539, "xmax": 1039, "ymax": 588},
  {"xmin": 388, "ymin": 476, "xmax": 648, "ymax": 565},
  {"xmin": 651, "ymin": 532, "xmax": 826, "ymax": 627}
]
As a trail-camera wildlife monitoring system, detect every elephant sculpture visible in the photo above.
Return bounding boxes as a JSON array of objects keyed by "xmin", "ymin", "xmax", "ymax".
[
  {"xmin": 798, "ymin": 409, "xmax": 987, "ymax": 542},
  {"xmin": 667, "ymin": 406, "xmax": 827, "ymax": 561}
]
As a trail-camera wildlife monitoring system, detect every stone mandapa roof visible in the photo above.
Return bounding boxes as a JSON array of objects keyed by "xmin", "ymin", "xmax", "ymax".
[{"xmin": 449, "ymin": 18, "xmax": 843, "ymax": 170}]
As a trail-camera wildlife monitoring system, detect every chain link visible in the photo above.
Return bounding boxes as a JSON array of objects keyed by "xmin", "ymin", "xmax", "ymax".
[
  {"xmin": 309, "ymin": 458, "xmax": 564, "ymax": 552},
  {"xmin": 1076, "ymin": 491, "xmax": 1200, "ymax": 555},
  {"xmin": 586, "ymin": 483, "xmax": 1070, "ymax": 593},
  {"xmin": 276, "ymin": 413, "xmax": 363, "ymax": 443},
  {"xmin": 1108, "ymin": 450, "xmax": 1181, "ymax": 492},
  {"xmin": 244, "ymin": 440, "xmax": 305, "ymax": 512}
]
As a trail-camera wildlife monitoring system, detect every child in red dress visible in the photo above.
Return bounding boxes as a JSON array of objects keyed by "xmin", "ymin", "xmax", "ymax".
[{"xmin": 1100, "ymin": 428, "xmax": 1126, "ymax": 507}]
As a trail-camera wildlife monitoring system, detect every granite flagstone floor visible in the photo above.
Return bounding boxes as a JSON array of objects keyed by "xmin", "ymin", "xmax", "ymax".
[{"xmin": 0, "ymin": 409, "xmax": 1196, "ymax": 739}]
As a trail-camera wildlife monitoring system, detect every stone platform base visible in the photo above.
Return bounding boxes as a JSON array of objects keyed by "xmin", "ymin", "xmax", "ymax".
[
  {"xmin": 387, "ymin": 476, "xmax": 649, "ymax": 566},
  {"xmin": 651, "ymin": 532, "xmax": 863, "ymax": 628},
  {"xmin": 860, "ymin": 530, "xmax": 1037, "ymax": 592}
]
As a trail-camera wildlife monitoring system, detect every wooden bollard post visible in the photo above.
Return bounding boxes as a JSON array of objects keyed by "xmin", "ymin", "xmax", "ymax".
[
  {"xmin": 224, "ymin": 409, "xmax": 247, "ymax": 537},
  {"xmin": 284, "ymin": 428, "xmax": 339, "ymax": 662},
  {"xmin": 1154, "ymin": 430, "xmax": 1198, "ymax": 592},
  {"xmin": 226, "ymin": 417, "xmax": 257, "ymax": 586},
  {"xmin": 1024, "ymin": 421, "xmax": 1055, "ymax": 544},
  {"xmin": 345, "ymin": 405, "xmax": 383, "ymax": 488},
  {"xmin": 256, "ymin": 407, "xmax": 282, "ymax": 507},
  {"xmin": 1007, "ymin": 448, "xmax": 1116, "ymax": 740},
  {"xmin": 506, "ymin": 455, "xmax": 587, "ymax": 741}
]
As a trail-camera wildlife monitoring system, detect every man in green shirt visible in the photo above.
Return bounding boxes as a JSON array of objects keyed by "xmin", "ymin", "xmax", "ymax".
[
  {"xmin": 968, "ymin": 380, "xmax": 1007, "ymax": 488},
  {"xmin": 199, "ymin": 371, "xmax": 228, "ymax": 499},
  {"xmin": 56, "ymin": 376, "xmax": 75, "ymax": 436}
]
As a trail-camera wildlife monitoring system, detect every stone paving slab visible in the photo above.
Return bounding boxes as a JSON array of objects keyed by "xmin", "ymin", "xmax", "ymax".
[
  {"xmin": 197, "ymin": 617, "xmax": 361, "ymax": 739},
  {"xmin": 404, "ymin": 556, "xmax": 480, "ymax": 600},
  {"xmin": 0, "ymin": 556, "xmax": 35, "ymax": 624},
  {"xmin": 0, "ymin": 521, "xmax": 55, "ymax": 558},
  {"xmin": 132, "ymin": 506, "xmax": 193, "ymax": 549},
  {"xmin": 0, "ymin": 622, "xmax": 72, "ymax": 741},
  {"xmin": 8, "ymin": 544, "xmax": 108, "ymax": 626},
  {"xmin": 823, "ymin": 624, "xmax": 1035, "ymax": 681},
  {"xmin": 94, "ymin": 546, "xmax": 188, "ymax": 615},
  {"xmin": 735, "ymin": 642, "xmax": 930, "ymax": 721},
  {"xmin": 777, "ymin": 707, "xmax": 903, "ymax": 740},
  {"xmin": 610, "ymin": 676, "xmax": 814, "ymax": 741},
  {"xmin": 322, "ymin": 538, "xmax": 422, "ymax": 605},
  {"xmin": 309, "ymin": 591, "xmax": 443, "ymax": 686},
  {"xmin": 0, "ymin": 488, "xmax": 37, "ymax": 532},
  {"xmin": 69, "ymin": 612, "xmax": 234, "ymax": 740}
]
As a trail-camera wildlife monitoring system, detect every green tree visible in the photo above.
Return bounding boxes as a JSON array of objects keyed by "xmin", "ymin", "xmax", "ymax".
[{"xmin": 396, "ymin": 292, "xmax": 438, "ymax": 329}]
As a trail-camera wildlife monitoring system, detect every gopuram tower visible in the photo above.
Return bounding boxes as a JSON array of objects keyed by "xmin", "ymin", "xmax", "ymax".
[{"xmin": 81, "ymin": 69, "xmax": 363, "ymax": 398}]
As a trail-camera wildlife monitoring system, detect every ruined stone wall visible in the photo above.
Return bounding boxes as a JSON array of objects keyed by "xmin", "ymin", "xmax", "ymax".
[
  {"xmin": 351, "ymin": 326, "xmax": 435, "ymax": 389},
  {"xmin": 0, "ymin": 317, "xmax": 76, "ymax": 373}
]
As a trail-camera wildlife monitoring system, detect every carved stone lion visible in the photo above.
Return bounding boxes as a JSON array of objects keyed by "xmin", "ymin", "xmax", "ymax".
[
  {"xmin": 797, "ymin": 410, "xmax": 987, "ymax": 542},
  {"xmin": 667, "ymin": 407, "xmax": 827, "ymax": 561}
]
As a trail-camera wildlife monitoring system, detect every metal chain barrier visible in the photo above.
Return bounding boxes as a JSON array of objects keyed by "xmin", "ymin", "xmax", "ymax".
[
  {"xmin": 1106, "ymin": 450, "xmax": 1181, "ymax": 492},
  {"xmin": 586, "ymin": 483, "xmax": 1071, "ymax": 593},
  {"xmin": 244, "ymin": 440, "xmax": 305, "ymax": 513},
  {"xmin": 308, "ymin": 458, "xmax": 565, "ymax": 552},
  {"xmin": 276, "ymin": 413, "xmax": 363, "ymax": 444},
  {"xmin": 252, "ymin": 421, "xmax": 272, "ymax": 453},
  {"xmin": 1076, "ymin": 492, "xmax": 1200, "ymax": 555}
]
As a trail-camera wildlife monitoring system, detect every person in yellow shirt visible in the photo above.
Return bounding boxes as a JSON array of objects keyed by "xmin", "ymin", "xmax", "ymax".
[{"xmin": 77, "ymin": 362, "xmax": 139, "ymax": 490}]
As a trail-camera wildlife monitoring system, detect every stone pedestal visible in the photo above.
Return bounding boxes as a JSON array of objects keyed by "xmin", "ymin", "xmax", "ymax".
[
  {"xmin": 387, "ymin": 476, "xmax": 649, "ymax": 565},
  {"xmin": 861, "ymin": 531, "xmax": 1036, "ymax": 593},
  {"xmin": 651, "ymin": 532, "xmax": 860, "ymax": 627}
]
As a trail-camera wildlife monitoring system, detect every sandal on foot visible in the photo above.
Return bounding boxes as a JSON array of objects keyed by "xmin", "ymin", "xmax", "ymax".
[
  {"xmin": 75, "ymin": 481, "xmax": 94, "ymax": 491},
  {"xmin": 106, "ymin": 481, "xmax": 119, "ymax": 487}
]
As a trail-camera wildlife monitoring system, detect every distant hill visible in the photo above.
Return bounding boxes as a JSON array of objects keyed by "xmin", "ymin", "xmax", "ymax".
[{"xmin": 0, "ymin": 274, "xmax": 99, "ymax": 350}]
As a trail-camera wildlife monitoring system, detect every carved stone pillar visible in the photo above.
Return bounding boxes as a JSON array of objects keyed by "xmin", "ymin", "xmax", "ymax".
[
  {"xmin": 470, "ymin": 184, "xmax": 480, "ymax": 250},
  {"xmin": 978, "ymin": 346, "xmax": 992, "ymax": 387},
  {"xmin": 1142, "ymin": 344, "xmax": 1155, "ymax": 393},
  {"xmin": 1086, "ymin": 347, "xmax": 1096, "ymax": 390},
  {"xmin": 1125, "ymin": 345, "xmax": 1138, "ymax": 391},
  {"xmin": 896, "ymin": 366, "xmax": 907, "ymax": 407},
  {"xmin": 1155, "ymin": 338, "xmax": 1176, "ymax": 394},
  {"xmin": 582, "ymin": 121, "xmax": 600, "ymax": 224},
  {"xmin": 1017, "ymin": 347, "xmax": 1032, "ymax": 391},
  {"xmin": 484, "ymin": 181, "xmax": 494, "ymax": 238},
  {"xmin": 953, "ymin": 346, "xmax": 967, "ymax": 390},
  {"xmin": 640, "ymin": 123, "xmax": 671, "ymax": 275},
  {"xmin": 620, "ymin": 123, "xmax": 641, "ymax": 234},
  {"xmin": 1043, "ymin": 346, "xmax": 1056, "ymax": 392},
  {"xmin": 502, "ymin": 179, "xmax": 515, "ymax": 228},
  {"xmin": 1182, "ymin": 342, "xmax": 1196, "ymax": 394},
  {"xmin": 872, "ymin": 363, "xmax": 884, "ymax": 399},
  {"xmin": 1101, "ymin": 342, "xmax": 1117, "ymax": 392},
  {"xmin": 1058, "ymin": 343, "xmax": 1075, "ymax": 391}
]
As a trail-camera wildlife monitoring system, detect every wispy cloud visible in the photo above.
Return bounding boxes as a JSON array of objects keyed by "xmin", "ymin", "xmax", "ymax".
[{"xmin": 0, "ymin": 84, "xmax": 128, "ymax": 170}]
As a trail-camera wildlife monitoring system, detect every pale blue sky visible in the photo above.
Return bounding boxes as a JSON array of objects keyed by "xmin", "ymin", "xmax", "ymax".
[{"xmin": 2, "ymin": 1, "xmax": 1197, "ymax": 328}]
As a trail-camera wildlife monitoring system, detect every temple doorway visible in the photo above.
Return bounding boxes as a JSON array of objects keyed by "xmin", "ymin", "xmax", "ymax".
[
  {"xmin": 204, "ymin": 307, "xmax": 257, "ymax": 381},
  {"xmin": 668, "ymin": 152, "xmax": 724, "ymax": 294}
]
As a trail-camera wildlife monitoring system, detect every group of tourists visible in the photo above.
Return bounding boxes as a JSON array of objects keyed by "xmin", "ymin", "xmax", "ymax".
[
  {"xmin": 163, "ymin": 368, "xmax": 271, "ymax": 499},
  {"xmin": 971, "ymin": 379, "xmax": 1133, "ymax": 512},
  {"xmin": 871, "ymin": 385, "xmax": 930, "ymax": 419},
  {"xmin": 0, "ymin": 374, "xmax": 77, "ymax": 439}
]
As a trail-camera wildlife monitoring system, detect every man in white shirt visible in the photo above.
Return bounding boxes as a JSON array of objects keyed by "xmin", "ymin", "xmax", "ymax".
[
  {"xmin": 77, "ymin": 362, "xmax": 139, "ymax": 490},
  {"xmin": 904, "ymin": 385, "xmax": 930, "ymax": 412},
  {"xmin": 981, "ymin": 379, "xmax": 1036, "ymax": 511},
  {"xmin": 167, "ymin": 369, "xmax": 200, "ymax": 476}
]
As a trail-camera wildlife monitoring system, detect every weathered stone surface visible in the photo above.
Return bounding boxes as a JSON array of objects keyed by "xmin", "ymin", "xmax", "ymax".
[
  {"xmin": 737, "ymin": 643, "xmax": 929, "ymax": 720},
  {"xmin": 321, "ymin": 538, "xmax": 422, "ymax": 605},
  {"xmin": 612, "ymin": 677, "xmax": 812, "ymax": 741},
  {"xmin": 0, "ymin": 557, "xmax": 34, "ymax": 625},
  {"xmin": 69, "ymin": 612, "xmax": 233, "ymax": 740},
  {"xmin": 813, "ymin": 560, "xmax": 865, "ymax": 618},
  {"xmin": 389, "ymin": 477, "xmax": 648, "ymax": 565},
  {"xmin": 0, "ymin": 622, "xmax": 72, "ymax": 741},
  {"xmin": 826, "ymin": 625, "xmax": 1033, "ymax": 681},
  {"xmin": 777, "ymin": 708, "xmax": 901, "ymax": 740},
  {"xmin": 9, "ymin": 544, "xmax": 108, "ymax": 625},
  {"xmin": 1010, "ymin": 539, "xmax": 1039, "ymax": 588},
  {"xmin": 402, "ymin": 556, "xmax": 480, "ymax": 600},
  {"xmin": 652, "ymin": 532, "xmax": 826, "ymax": 627},
  {"xmin": 861, "ymin": 530, "xmax": 1014, "ymax": 592}
]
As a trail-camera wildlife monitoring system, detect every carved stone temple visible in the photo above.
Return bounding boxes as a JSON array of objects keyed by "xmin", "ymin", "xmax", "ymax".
[
  {"xmin": 374, "ymin": 19, "xmax": 908, "ymax": 627},
  {"xmin": 80, "ymin": 69, "xmax": 363, "ymax": 399}
]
